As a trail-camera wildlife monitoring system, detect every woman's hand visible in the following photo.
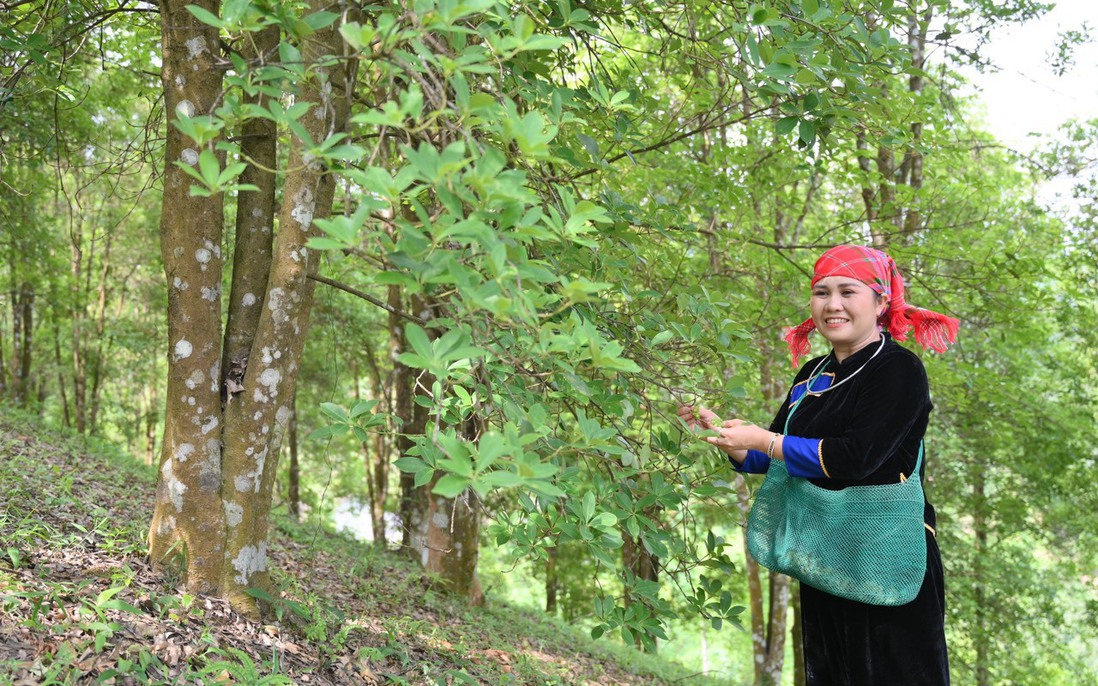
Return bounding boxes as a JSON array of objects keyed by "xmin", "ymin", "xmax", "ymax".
[
  {"xmin": 703, "ymin": 419, "xmax": 773, "ymax": 464},
  {"xmin": 677, "ymin": 405, "xmax": 721, "ymax": 432},
  {"xmin": 678, "ymin": 406, "xmax": 753, "ymax": 464}
]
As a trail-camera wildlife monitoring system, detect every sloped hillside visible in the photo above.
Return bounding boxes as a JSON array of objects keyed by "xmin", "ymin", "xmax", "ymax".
[{"xmin": 0, "ymin": 410, "xmax": 724, "ymax": 685}]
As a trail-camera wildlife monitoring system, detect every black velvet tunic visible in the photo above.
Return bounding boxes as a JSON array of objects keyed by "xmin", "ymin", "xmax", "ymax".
[{"xmin": 766, "ymin": 335, "xmax": 950, "ymax": 686}]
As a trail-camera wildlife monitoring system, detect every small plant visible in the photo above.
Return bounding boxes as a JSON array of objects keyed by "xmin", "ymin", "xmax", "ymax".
[
  {"xmin": 198, "ymin": 646, "xmax": 293, "ymax": 685},
  {"xmin": 244, "ymin": 586, "xmax": 310, "ymax": 624},
  {"xmin": 98, "ymin": 648, "xmax": 171, "ymax": 684}
]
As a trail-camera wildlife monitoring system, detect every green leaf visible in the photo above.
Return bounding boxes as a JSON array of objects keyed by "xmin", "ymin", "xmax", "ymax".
[
  {"xmin": 303, "ymin": 10, "xmax": 339, "ymax": 31},
  {"xmin": 185, "ymin": 5, "xmax": 225, "ymax": 28},
  {"xmin": 414, "ymin": 468, "xmax": 435, "ymax": 489},
  {"xmin": 582, "ymin": 491, "xmax": 596, "ymax": 520},
  {"xmin": 527, "ymin": 479, "xmax": 566, "ymax": 498},
  {"xmin": 96, "ymin": 586, "xmax": 125, "ymax": 606},
  {"xmin": 350, "ymin": 399, "xmax": 379, "ymax": 418},
  {"xmin": 650, "ymin": 330, "xmax": 674, "ymax": 346},
  {"xmin": 433, "ymin": 474, "xmax": 472, "ymax": 498},
  {"xmin": 404, "ymin": 323, "xmax": 433, "ymax": 360},
  {"xmin": 761, "ymin": 62, "xmax": 796, "ymax": 80},
  {"xmin": 795, "ymin": 68, "xmax": 819, "ymax": 85},
  {"xmin": 305, "ymin": 237, "xmax": 349, "ymax": 251},
  {"xmin": 99, "ymin": 599, "xmax": 142, "ymax": 615},
  {"xmin": 396, "ymin": 353, "xmax": 431, "ymax": 369},
  {"xmin": 592, "ymin": 512, "xmax": 618, "ymax": 528},
  {"xmin": 307, "ymin": 426, "xmax": 336, "ymax": 440},
  {"xmin": 245, "ymin": 587, "xmax": 277, "ymax": 603},
  {"xmin": 577, "ymin": 133, "xmax": 601, "ymax": 159},
  {"xmin": 319, "ymin": 402, "xmax": 349, "ymax": 423},
  {"xmin": 524, "ymin": 35, "xmax": 567, "ymax": 52},
  {"xmin": 394, "ymin": 456, "xmax": 427, "ymax": 473},
  {"xmin": 479, "ymin": 470, "xmax": 523, "ymax": 488},
  {"xmin": 775, "ymin": 116, "xmax": 799, "ymax": 136},
  {"xmin": 798, "ymin": 119, "xmax": 817, "ymax": 146}
]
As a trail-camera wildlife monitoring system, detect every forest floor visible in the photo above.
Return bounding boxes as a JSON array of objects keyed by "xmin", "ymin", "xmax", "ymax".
[{"xmin": 0, "ymin": 409, "xmax": 724, "ymax": 686}]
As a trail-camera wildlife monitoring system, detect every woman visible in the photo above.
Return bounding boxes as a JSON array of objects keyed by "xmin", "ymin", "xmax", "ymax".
[{"xmin": 679, "ymin": 245, "xmax": 958, "ymax": 686}]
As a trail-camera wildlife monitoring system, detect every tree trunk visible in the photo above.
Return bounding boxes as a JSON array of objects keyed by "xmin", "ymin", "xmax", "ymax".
[
  {"xmin": 53, "ymin": 328, "xmax": 71, "ymax": 428},
  {"xmin": 700, "ymin": 623, "xmax": 710, "ymax": 675},
  {"xmin": 974, "ymin": 467, "xmax": 989, "ymax": 686},
  {"xmin": 70, "ymin": 235, "xmax": 89, "ymax": 433},
  {"xmin": 900, "ymin": 7, "xmax": 930, "ymax": 238},
  {"xmin": 391, "ymin": 285, "xmax": 417, "ymax": 548},
  {"xmin": 362, "ymin": 338, "xmax": 389, "ymax": 546},
  {"xmin": 217, "ymin": 3, "xmax": 350, "ymax": 614},
  {"xmin": 220, "ymin": 25, "xmax": 278, "ymax": 394},
  {"xmin": 622, "ymin": 530, "xmax": 660, "ymax": 651},
  {"xmin": 17, "ymin": 283, "xmax": 32, "ymax": 406},
  {"xmin": 147, "ymin": 0, "xmax": 228, "ymax": 594},
  {"xmin": 88, "ymin": 225, "xmax": 114, "ymax": 434},
  {"xmin": 287, "ymin": 391, "xmax": 300, "ymax": 518},
  {"xmin": 760, "ymin": 572, "xmax": 791, "ymax": 685},
  {"xmin": 0, "ymin": 306, "xmax": 6, "ymax": 398},
  {"xmin": 409, "ymin": 472, "xmax": 485, "ymax": 605},
  {"xmin": 399, "ymin": 296, "xmax": 485, "ymax": 605},
  {"xmin": 148, "ymin": 0, "xmax": 353, "ymax": 616},
  {"xmin": 10, "ymin": 282, "xmax": 34, "ymax": 406},
  {"xmin": 545, "ymin": 544, "xmax": 558, "ymax": 615},
  {"xmin": 737, "ymin": 474, "xmax": 792, "ymax": 686},
  {"xmin": 144, "ymin": 383, "xmax": 158, "ymax": 466},
  {"xmin": 739, "ymin": 305, "xmax": 794, "ymax": 686}
]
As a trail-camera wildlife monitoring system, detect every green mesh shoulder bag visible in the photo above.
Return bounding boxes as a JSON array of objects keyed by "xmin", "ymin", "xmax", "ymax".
[{"xmin": 745, "ymin": 396, "xmax": 928, "ymax": 606}]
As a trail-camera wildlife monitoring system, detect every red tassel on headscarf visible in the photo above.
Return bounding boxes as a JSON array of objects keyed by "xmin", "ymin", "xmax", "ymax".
[
  {"xmin": 908, "ymin": 307, "xmax": 961, "ymax": 354},
  {"xmin": 784, "ymin": 245, "xmax": 960, "ymax": 366},
  {"xmin": 785, "ymin": 317, "xmax": 815, "ymax": 367}
]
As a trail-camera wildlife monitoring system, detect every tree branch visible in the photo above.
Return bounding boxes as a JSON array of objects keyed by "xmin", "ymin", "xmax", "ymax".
[{"xmin": 309, "ymin": 273, "xmax": 425, "ymax": 324}]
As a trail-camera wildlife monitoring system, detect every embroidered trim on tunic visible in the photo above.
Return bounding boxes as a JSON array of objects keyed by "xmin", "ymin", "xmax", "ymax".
[
  {"xmin": 817, "ymin": 440, "xmax": 830, "ymax": 478},
  {"xmin": 789, "ymin": 372, "xmax": 836, "ymax": 406}
]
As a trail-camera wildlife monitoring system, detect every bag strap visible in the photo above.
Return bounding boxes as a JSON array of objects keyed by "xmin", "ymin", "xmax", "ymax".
[
  {"xmin": 911, "ymin": 440, "xmax": 924, "ymax": 478},
  {"xmin": 782, "ymin": 359, "xmax": 830, "ymax": 433}
]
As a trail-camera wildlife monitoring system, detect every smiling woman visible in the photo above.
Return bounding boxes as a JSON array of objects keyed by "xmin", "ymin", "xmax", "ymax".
[{"xmin": 680, "ymin": 245, "xmax": 960, "ymax": 685}]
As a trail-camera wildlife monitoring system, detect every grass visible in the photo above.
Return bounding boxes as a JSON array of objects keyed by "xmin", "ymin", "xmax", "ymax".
[{"xmin": 0, "ymin": 407, "xmax": 727, "ymax": 685}]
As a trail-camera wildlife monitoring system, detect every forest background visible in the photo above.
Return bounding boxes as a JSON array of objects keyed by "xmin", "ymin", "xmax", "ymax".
[{"xmin": 2, "ymin": 0, "xmax": 1097, "ymax": 684}]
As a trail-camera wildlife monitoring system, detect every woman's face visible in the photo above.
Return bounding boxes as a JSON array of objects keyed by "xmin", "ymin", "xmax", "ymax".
[{"xmin": 810, "ymin": 276, "xmax": 887, "ymax": 358}]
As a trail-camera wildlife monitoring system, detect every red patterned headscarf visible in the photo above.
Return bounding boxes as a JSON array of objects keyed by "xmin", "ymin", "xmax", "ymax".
[{"xmin": 784, "ymin": 245, "xmax": 960, "ymax": 366}]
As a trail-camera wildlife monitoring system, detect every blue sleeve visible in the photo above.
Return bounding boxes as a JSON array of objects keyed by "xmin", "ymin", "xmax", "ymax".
[
  {"xmin": 731, "ymin": 449, "xmax": 771, "ymax": 474},
  {"xmin": 782, "ymin": 436, "xmax": 827, "ymax": 479}
]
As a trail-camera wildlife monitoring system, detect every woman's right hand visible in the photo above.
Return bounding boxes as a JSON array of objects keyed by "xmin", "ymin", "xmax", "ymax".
[{"xmin": 676, "ymin": 405, "xmax": 722, "ymax": 432}]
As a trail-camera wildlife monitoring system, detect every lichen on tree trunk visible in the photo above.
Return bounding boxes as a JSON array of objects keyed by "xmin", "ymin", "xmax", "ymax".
[
  {"xmin": 397, "ymin": 299, "xmax": 485, "ymax": 605},
  {"xmin": 408, "ymin": 474, "xmax": 485, "ymax": 606},
  {"xmin": 148, "ymin": 0, "xmax": 354, "ymax": 617},
  {"xmin": 147, "ymin": 0, "xmax": 227, "ymax": 595},
  {"xmin": 218, "ymin": 2, "xmax": 351, "ymax": 615}
]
